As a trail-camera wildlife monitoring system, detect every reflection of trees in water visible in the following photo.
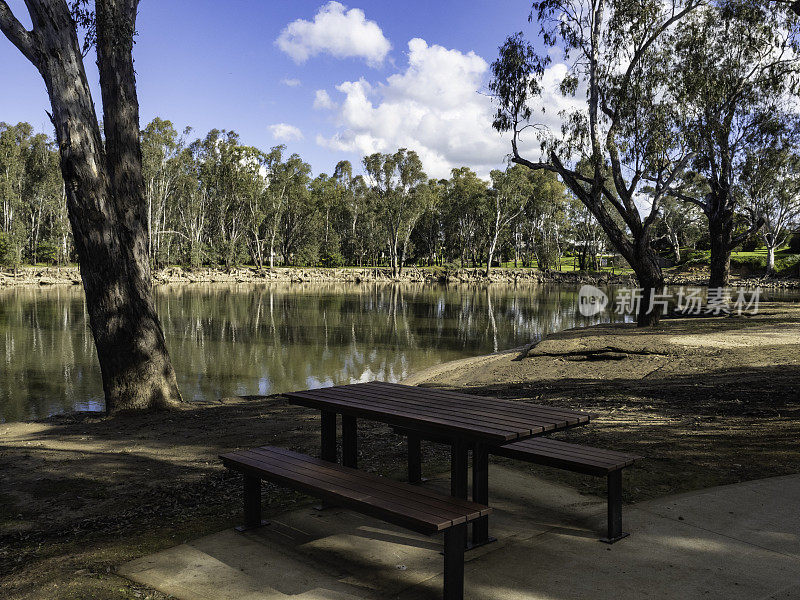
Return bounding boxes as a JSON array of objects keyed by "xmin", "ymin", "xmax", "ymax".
[
  {"xmin": 156, "ymin": 283, "xmax": 631, "ymax": 402},
  {"xmin": 0, "ymin": 287, "xmax": 101, "ymax": 421},
  {"xmin": 1, "ymin": 282, "xmax": 684, "ymax": 421}
]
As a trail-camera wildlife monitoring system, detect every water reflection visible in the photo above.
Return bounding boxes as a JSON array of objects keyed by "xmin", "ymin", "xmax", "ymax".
[{"xmin": 3, "ymin": 282, "xmax": 793, "ymax": 422}]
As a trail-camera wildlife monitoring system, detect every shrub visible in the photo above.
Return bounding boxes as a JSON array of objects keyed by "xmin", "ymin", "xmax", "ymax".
[
  {"xmin": 730, "ymin": 255, "xmax": 766, "ymax": 274},
  {"xmin": 788, "ymin": 234, "xmax": 800, "ymax": 254},
  {"xmin": 36, "ymin": 241, "xmax": 59, "ymax": 265},
  {"xmin": 319, "ymin": 250, "xmax": 345, "ymax": 268},
  {"xmin": 680, "ymin": 249, "xmax": 709, "ymax": 266},
  {"xmin": 0, "ymin": 233, "xmax": 11, "ymax": 265},
  {"xmin": 694, "ymin": 236, "xmax": 711, "ymax": 251},
  {"xmin": 739, "ymin": 236, "xmax": 761, "ymax": 252},
  {"xmin": 293, "ymin": 246, "xmax": 320, "ymax": 267},
  {"xmin": 776, "ymin": 254, "xmax": 800, "ymax": 277}
]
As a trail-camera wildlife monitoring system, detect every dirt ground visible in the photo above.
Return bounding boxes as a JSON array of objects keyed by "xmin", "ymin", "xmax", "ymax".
[{"xmin": 1, "ymin": 303, "xmax": 799, "ymax": 599}]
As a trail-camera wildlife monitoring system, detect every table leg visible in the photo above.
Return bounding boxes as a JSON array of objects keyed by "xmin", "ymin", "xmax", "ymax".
[
  {"xmin": 471, "ymin": 442, "xmax": 494, "ymax": 547},
  {"xmin": 342, "ymin": 414, "xmax": 358, "ymax": 468},
  {"xmin": 316, "ymin": 410, "xmax": 339, "ymax": 511},
  {"xmin": 450, "ymin": 439, "xmax": 469, "ymax": 499},
  {"xmin": 407, "ymin": 433, "xmax": 422, "ymax": 483},
  {"xmin": 320, "ymin": 410, "xmax": 337, "ymax": 462}
]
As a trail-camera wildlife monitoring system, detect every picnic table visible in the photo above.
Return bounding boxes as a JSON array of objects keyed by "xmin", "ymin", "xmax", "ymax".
[{"xmin": 284, "ymin": 380, "xmax": 594, "ymax": 546}]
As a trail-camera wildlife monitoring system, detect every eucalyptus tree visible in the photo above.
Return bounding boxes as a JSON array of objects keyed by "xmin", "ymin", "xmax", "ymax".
[
  {"xmin": 0, "ymin": 0, "xmax": 184, "ymax": 412},
  {"xmin": 667, "ymin": 1, "xmax": 800, "ymax": 286},
  {"xmin": 411, "ymin": 178, "xmax": 446, "ymax": 266},
  {"xmin": 0, "ymin": 122, "xmax": 33, "ymax": 264},
  {"xmin": 741, "ymin": 148, "xmax": 800, "ymax": 272},
  {"xmin": 174, "ymin": 142, "xmax": 208, "ymax": 267},
  {"xmin": 265, "ymin": 150, "xmax": 311, "ymax": 267},
  {"xmin": 363, "ymin": 149, "xmax": 427, "ymax": 276},
  {"xmin": 238, "ymin": 148, "xmax": 272, "ymax": 269},
  {"xmin": 310, "ymin": 172, "xmax": 341, "ymax": 263},
  {"xmin": 522, "ymin": 169, "xmax": 569, "ymax": 270},
  {"xmin": 442, "ymin": 167, "xmax": 488, "ymax": 268},
  {"xmin": 486, "ymin": 165, "xmax": 531, "ymax": 273},
  {"xmin": 404, "ymin": 178, "xmax": 442, "ymax": 268},
  {"xmin": 333, "ymin": 160, "xmax": 369, "ymax": 264},
  {"xmin": 201, "ymin": 130, "xmax": 259, "ymax": 267},
  {"xmin": 22, "ymin": 131, "xmax": 63, "ymax": 263},
  {"xmin": 653, "ymin": 197, "xmax": 703, "ymax": 264},
  {"xmin": 278, "ymin": 179, "xmax": 317, "ymax": 265},
  {"xmin": 490, "ymin": 0, "xmax": 701, "ymax": 325},
  {"xmin": 141, "ymin": 118, "xmax": 184, "ymax": 266},
  {"xmin": 566, "ymin": 199, "xmax": 606, "ymax": 271}
]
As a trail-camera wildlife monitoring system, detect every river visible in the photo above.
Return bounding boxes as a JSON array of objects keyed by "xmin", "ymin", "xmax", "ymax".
[{"xmin": 1, "ymin": 282, "xmax": 796, "ymax": 422}]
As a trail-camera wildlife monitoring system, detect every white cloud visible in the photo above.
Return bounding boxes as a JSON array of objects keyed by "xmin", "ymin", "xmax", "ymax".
[
  {"xmin": 315, "ymin": 38, "xmax": 583, "ymax": 179},
  {"xmin": 269, "ymin": 123, "xmax": 304, "ymax": 142},
  {"xmin": 276, "ymin": 2, "xmax": 391, "ymax": 67},
  {"xmin": 313, "ymin": 89, "xmax": 336, "ymax": 110},
  {"xmin": 281, "ymin": 78, "xmax": 302, "ymax": 87}
]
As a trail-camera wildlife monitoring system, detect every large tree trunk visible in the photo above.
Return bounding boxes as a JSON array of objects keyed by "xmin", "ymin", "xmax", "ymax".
[
  {"xmin": 669, "ymin": 231, "xmax": 681, "ymax": 263},
  {"xmin": 6, "ymin": 0, "xmax": 182, "ymax": 413},
  {"xmin": 708, "ymin": 210, "xmax": 732, "ymax": 288},
  {"xmin": 486, "ymin": 240, "xmax": 495, "ymax": 275},
  {"xmin": 629, "ymin": 242, "xmax": 665, "ymax": 327},
  {"xmin": 767, "ymin": 245, "xmax": 775, "ymax": 273},
  {"xmin": 632, "ymin": 263, "xmax": 664, "ymax": 327}
]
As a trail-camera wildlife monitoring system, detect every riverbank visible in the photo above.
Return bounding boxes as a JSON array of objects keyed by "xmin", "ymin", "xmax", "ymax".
[
  {"xmin": 404, "ymin": 302, "xmax": 800, "ymax": 498},
  {"xmin": 2, "ymin": 264, "xmax": 800, "ymax": 288},
  {"xmin": 1, "ymin": 304, "xmax": 799, "ymax": 598}
]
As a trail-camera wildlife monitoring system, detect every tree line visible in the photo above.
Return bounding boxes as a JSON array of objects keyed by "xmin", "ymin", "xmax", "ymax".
[
  {"xmin": 1, "ymin": 117, "xmax": 637, "ymax": 275},
  {"xmin": 3, "ymin": 114, "xmax": 795, "ymax": 280}
]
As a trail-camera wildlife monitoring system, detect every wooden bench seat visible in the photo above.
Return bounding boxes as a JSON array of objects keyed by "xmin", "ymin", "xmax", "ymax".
[
  {"xmin": 394, "ymin": 428, "xmax": 640, "ymax": 543},
  {"xmin": 491, "ymin": 437, "xmax": 637, "ymax": 475},
  {"xmin": 491, "ymin": 438, "xmax": 640, "ymax": 543},
  {"xmin": 220, "ymin": 445, "xmax": 491, "ymax": 600}
]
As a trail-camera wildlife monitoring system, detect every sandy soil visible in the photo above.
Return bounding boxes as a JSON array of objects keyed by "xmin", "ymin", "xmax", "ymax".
[{"xmin": 1, "ymin": 303, "xmax": 799, "ymax": 598}]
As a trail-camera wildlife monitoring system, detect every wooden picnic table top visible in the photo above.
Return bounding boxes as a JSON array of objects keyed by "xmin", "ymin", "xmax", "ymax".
[{"xmin": 284, "ymin": 381, "xmax": 594, "ymax": 444}]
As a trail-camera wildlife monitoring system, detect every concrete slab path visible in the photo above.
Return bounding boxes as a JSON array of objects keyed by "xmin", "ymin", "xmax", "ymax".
[{"xmin": 119, "ymin": 466, "xmax": 800, "ymax": 600}]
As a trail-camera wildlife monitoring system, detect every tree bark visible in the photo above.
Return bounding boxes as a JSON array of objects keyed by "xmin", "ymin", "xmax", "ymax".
[
  {"xmin": 670, "ymin": 232, "xmax": 681, "ymax": 264},
  {"xmin": 630, "ymin": 247, "xmax": 664, "ymax": 327},
  {"xmin": 708, "ymin": 209, "xmax": 732, "ymax": 288},
  {"xmin": 2, "ymin": 0, "xmax": 182, "ymax": 412}
]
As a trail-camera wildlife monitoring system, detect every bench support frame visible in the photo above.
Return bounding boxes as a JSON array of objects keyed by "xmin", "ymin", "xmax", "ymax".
[
  {"xmin": 342, "ymin": 415, "xmax": 358, "ymax": 468},
  {"xmin": 396, "ymin": 427, "xmax": 635, "ymax": 544},
  {"xmin": 234, "ymin": 474, "xmax": 269, "ymax": 532},
  {"xmin": 321, "ymin": 410, "xmax": 337, "ymax": 462},
  {"xmin": 470, "ymin": 443, "xmax": 495, "ymax": 548},
  {"xmin": 408, "ymin": 433, "xmax": 424, "ymax": 484},
  {"xmin": 443, "ymin": 523, "xmax": 467, "ymax": 600},
  {"xmin": 600, "ymin": 470, "xmax": 629, "ymax": 543}
]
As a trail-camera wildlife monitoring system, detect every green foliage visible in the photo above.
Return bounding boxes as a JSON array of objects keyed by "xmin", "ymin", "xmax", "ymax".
[
  {"xmin": 789, "ymin": 234, "xmax": 800, "ymax": 254},
  {"xmin": 0, "ymin": 232, "xmax": 12, "ymax": 266},
  {"xmin": 36, "ymin": 241, "xmax": 59, "ymax": 265},
  {"xmin": 776, "ymin": 255, "xmax": 800, "ymax": 276},
  {"xmin": 2, "ymin": 111, "xmax": 796, "ymax": 280},
  {"xmin": 739, "ymin": 237, "xmax": 761, "ymax": 252},
  {"xmin": 319, "ymin": 250, "xmax": 345, "ymax": 268},
  {"xmin": 730, "ymin": 255, "xmax": 767, "ymax": 273},
  {"xmin": 293, "ymin": 245, "xmax": 320, "ymax": 267}
]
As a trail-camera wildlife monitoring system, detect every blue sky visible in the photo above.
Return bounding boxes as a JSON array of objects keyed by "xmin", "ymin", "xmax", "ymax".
[{"xmin": 0, "ymin": 1, "xmax": 551, "ymax": 179}]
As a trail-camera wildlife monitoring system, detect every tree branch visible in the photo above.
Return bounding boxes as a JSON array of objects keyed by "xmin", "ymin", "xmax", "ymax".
[
  {"xmin": 0, "ymin": 1, "xmax": 39, "ymax": 65},
  {"xmin": 667, "ymin": 189, "xmax": 709, "ymax": 213},
  {"xmin": 730, "ymin": 216, "xmax": 765, "ymax": 249}
]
